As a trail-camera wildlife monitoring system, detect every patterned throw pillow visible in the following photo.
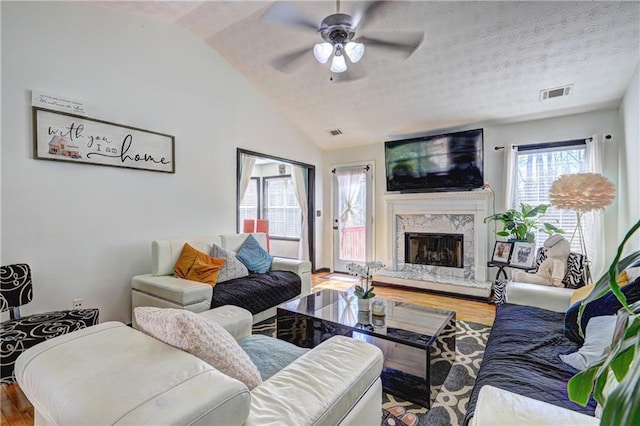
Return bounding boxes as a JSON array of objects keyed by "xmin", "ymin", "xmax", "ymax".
[
  {"xmin": 174, "ymin": 243, "xmax": 225, "ymax": 286},
  {"xmin": 134, "ymin": 307, "xmax": 262, "ymax": 389},
  {"xmin": 564, "ymin": 253, "xmax": 587, "ymax": 289},
  {"xmin": 236, "ymin": 235, "xmax": 273, "ymax": 274},
  {"xmin": 210, "ymin": 244, "xmax": 249, "ymax": 283}
]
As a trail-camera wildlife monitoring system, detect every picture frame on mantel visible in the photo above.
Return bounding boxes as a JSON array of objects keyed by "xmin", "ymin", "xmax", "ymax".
[
  {"xmin": 32, "ymin": 107, "xmax": 175, "ymax": 173},
  {"xmin": 491, "ymin": 241, "xmax": 513, "ymax": 264}
]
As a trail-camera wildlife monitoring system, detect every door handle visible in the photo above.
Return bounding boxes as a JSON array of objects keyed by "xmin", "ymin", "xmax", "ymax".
[{"xmin": 333, "ymin": 226, "xmax": 339, "ymax": 230}]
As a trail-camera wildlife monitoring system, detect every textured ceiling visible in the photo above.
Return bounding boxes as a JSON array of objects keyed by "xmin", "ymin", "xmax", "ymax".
[{"xmin": 95, "ymin": 1, "xmax": 640, "ymax": 150}]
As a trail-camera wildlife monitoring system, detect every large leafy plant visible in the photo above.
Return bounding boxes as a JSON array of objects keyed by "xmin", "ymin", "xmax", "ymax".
[
  {"xmin": 484, "ymin": 202, "xmax": 564, "ymax": 242},
  {"xmin": 567, "ymin": 220, "xmax": 640, "ymax": 424}
]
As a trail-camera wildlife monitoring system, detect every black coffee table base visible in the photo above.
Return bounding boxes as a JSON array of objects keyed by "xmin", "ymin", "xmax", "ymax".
[{"xmin": 277, "ymin": 309, "xmax": 456, "ymax": 408}]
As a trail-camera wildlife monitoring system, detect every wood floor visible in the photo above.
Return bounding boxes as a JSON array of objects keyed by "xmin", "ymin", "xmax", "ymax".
[{"xmin": 1, "ymin": 272, "xmax": 495, "ymax": 426}]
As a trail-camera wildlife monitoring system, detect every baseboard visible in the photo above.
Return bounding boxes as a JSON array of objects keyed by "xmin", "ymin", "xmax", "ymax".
[{"xmin": 372, "ymin": 280, "xmax": 492, "ymax": 303}]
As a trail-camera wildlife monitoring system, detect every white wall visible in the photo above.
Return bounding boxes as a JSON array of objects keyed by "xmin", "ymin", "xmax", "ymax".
[
  {"xmin": 322, "ymin": 110, "xmax": 624, "ymax": 272},
  {"xmin": 1, "ymin": 2, "xmax": 322, "ymax": 323},
  {"xmin": 618, "ymin": 63, "xmax": 640, "ymax": 253}
]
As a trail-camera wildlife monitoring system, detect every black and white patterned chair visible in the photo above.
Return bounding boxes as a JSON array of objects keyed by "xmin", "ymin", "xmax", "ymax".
[
  {"xmin": 1, "ymin": 263, "xmax": 99, "ymax": 384},
  {"xmin": 491, "ymin": 248, "xmax": 587, "ymax": 305}
]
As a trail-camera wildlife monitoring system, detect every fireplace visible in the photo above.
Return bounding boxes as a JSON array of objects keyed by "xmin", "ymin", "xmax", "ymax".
[
  {"xmin": 405, "ymin": 232, "xmax": 464, "ymax": 268},
  {"xmin": 374, "ymin": 191, "xmax": 492, "ymax": 298}
]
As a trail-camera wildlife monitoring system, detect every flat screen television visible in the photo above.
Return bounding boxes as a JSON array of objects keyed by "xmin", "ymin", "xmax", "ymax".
[{"xmin": 385, "ymin": 128, "xmax": 484, "ymax": 193}]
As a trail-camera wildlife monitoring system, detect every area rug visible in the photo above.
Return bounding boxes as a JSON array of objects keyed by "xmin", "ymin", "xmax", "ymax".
[
  {"xmin": 252, "ymin": 318, "xmax": 491, "ymax": 426},
  {"xmin": 319, "ymin": 272, "xmax": 360, "ymax": 282},
  {"xmin": 313, "ymin": 279, "xmax": 355, "ymax": 292}
]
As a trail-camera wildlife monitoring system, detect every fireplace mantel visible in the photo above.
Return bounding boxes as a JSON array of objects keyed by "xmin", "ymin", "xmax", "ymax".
[
  {"xmin": 376, "ymin": 190, "xmax": 493, "ymax": 297},
  {"xmin": 384, "ymin": 190, "xmax": 493, "ymax": 204}
]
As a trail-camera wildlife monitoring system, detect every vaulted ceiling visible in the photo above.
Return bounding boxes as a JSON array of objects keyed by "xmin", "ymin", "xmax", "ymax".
[{"xmin": 95, "ymin": 1, "xmax": 640, "ymax": 150}]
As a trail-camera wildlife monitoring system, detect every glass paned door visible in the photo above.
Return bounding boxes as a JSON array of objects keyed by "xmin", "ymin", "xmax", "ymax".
[{"xmin": 332, "ymin": 165, "xmax": 373, "ymax": 272}]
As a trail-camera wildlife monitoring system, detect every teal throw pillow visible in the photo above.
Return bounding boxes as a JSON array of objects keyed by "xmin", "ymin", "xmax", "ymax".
[
  {"xmin": 236, "ymin": 234, "xmax": 273, "ymax": 274},
  {"xmin": 238, "ymin": 334, "xmax": 309, "ymax": 380},
  {"xmin": 210, "ymin": 244, "xmax": 249, "ymax": 283}
]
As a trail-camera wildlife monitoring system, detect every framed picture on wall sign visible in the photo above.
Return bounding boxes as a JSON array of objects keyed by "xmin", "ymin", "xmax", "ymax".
[
  {"xmin": 491, "ymin": 241, "xmax": 513, "ymax": 264},
  {"xmin": 33, "ymin": 107, "xmax": 175, "ymax": 173},
  {"xmin": 510, "ymin": 242, "xmax": 537, "ymax": 268}
]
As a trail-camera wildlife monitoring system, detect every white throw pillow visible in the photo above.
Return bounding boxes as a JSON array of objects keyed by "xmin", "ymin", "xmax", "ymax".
[
  {"xmin": 134, "ymin": 307, "xmax": 262, "ymax": 389},
  {"xmin": 210, "ymin": 243, "xmax": 249, "ymax": 283},
  {"xmin": 559, "ymin": 315, "xmax": 617, "ymax": 371}
]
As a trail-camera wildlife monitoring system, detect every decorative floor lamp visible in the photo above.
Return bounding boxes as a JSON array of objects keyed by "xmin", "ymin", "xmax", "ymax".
[{"xmin": 549, "ymin": 172, "xmax": 615, "ymax": 285}]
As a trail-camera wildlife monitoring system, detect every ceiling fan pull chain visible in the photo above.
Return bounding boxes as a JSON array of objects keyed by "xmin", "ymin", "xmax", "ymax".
[{"xmin": 336, "ymin": 0, "xmax": 340, "ymax": 13}]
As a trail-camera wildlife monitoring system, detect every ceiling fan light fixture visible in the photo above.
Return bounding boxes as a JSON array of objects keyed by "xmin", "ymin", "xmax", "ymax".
[
  {"xmin": 344, "ymin": 42, "xmax": 364, "ymax": 63},
  {"xmin": 330, "ymin": 51, "xmax": 347, "ymax": 73},
  {"xmin": 313, "ymin": 42, "xmax": 333, "ymax": 64}
]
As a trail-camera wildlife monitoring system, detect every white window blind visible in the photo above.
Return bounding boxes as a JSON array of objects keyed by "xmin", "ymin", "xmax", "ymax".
[
  {"xmin": 264, "ymin": 176, "xmax": 301, "ymax": 238},
  {"xmin": 515, "ymin": 145, "xmax": 586, "ymax": 252}
]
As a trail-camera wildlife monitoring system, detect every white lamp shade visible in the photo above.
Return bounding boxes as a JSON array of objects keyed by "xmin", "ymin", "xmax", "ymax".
[
  {"xmin": 330, "ymin": 54, "xmax": 347, "ymax": 73},
  {"xmin": 313, "ymin": 43, "xmax": 333, "ymax": 64},
  {"xmin": 344, "ymin": 42, "xmax": 365, "ymax": 63}
]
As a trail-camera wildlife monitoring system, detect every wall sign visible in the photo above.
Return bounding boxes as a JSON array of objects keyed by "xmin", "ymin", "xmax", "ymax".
[
  {"xmin": 32, "ymin": 91, "xmax": 87, "ymax": 115},
  {"xmin": 33, "ymin": 107, "xmax": 175, "ymax": 173}
]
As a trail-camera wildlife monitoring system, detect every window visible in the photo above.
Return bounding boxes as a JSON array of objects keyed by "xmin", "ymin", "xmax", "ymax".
[
  {"xmin": 239, "ymin": 177, "xmax": 259, "ymax": 224},
  {"xmin": 263, "ymin": 176, "xmax": 301, "ymax": 239},
  {"xmin": 515, "ymin": 143, "xmax": 586, "ymax": 251}
]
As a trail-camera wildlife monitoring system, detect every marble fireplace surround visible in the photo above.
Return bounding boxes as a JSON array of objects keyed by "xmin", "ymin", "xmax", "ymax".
[{"xmin": 374, "ymin": 190, "xmax": 493, "ymax": 298}]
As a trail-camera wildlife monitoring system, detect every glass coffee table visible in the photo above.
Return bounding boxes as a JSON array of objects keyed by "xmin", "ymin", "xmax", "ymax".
[{"xmin": 276, "ymin": 289, "xmax": 456, "ymax": 408}]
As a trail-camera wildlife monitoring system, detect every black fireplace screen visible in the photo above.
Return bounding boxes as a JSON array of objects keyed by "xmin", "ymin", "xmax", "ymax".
[{"xmin": 405, "ymin": 232, "xmax": 464, "ymax": 268}]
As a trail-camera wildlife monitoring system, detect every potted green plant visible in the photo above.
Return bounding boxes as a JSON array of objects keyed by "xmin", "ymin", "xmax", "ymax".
[
  {"xmin": 346, "ymin": 261, "xmax": 385, "ymax": 311},
  {"xmin": 567, "ymin": 220, "xmax": 640, "ymax": 424},
  {"xmin": 484, "ymin": 202, "xmax": 564, "ymax": 242}
]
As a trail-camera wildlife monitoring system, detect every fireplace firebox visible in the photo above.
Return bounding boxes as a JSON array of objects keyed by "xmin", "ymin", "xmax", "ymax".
[{"xmin": 405, "ymin": 232, "xmax": 464, "ymax": 268}]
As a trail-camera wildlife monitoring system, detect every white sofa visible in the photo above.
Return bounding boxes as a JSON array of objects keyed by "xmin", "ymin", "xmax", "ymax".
[
  {"xmin": 469, "ymin": 281, "xmax": 597, "ymax": 425},
  {"xmin": 15, "ymin": 306, "xmax": 384, "ymax": 425},
  {"xmin": 471, "ymin": 385, "xmax": 599, "ymax": 426},
  {"xmin": 132, "ymin": 233, "xmax": 311, "ymax": 325},
  {"xmin": 505, "ymin": 280, "xmax": 576, "ymax": 313}
]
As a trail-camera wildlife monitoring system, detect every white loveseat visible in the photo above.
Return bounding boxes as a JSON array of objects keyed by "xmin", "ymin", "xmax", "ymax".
[
  {"xmin": 15, "ymin": 306, "xmax": 384, "ymax": 425},
  {"xmin": 132, "ymin": 233, "xmax": 311, "ymax": 324}
]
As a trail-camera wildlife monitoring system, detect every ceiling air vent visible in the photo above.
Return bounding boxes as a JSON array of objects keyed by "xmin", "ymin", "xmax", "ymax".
[
  {"xmin": 540, "ymin": 85, "xmax": 573, "ymax": 101},
  {"xmin": 328, "ymin": 129, "xmax": 343, "ymax": 136}
]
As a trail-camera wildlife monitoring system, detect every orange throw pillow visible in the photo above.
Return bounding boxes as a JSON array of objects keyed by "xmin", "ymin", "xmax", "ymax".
[{"xmin": 174, "ymin": 243, "xmax": 225, "ymax": 286}]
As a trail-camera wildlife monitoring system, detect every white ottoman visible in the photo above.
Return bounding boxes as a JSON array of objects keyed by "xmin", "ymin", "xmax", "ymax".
[{"xmin": 198, "ymin": 305, "xmax": 253, "ymax": 340}]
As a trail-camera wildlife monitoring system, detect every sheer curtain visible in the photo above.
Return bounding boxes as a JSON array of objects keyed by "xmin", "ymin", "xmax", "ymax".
[
  {"xmin": 291, "ymin": 165, "xmax": 309, "ymax": 261},
  {"xmin": 238, "ymin": 153, "xmax": 256, "ymax": 204},
  {"xmin": 503, "ymin": 144, "xmax": 519, "ymax": 211},
  {"xmin": 584, "ymin": 133, "xmax": 609, "ymax": 279},
  {"xmin": 336, "ymin": 167, "xmax": 364, "ymax": 225}
]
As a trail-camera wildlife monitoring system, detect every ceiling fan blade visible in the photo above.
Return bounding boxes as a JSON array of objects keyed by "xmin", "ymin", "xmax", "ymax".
[
  {"xmin": 268, "ymin": 46, "xmax": 312, "ymax": 73},
  {"xmin": 261, "ymin": 2, "xmax": 318, "ymax": 32},
  {"xmin": 352, "ymin": 1, "xmax": 387, "ymax": 30},
  {"xmin": 330, "ymin": 66, "xmax": 367, "ymax": 83},
  {"xmin": 357, "ymin": 33, "xmax": 424, "ymax": 58}
]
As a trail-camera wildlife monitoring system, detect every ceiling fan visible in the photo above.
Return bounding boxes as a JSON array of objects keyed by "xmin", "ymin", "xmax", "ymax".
[{"xmin": 261, "ymin": 0, "xmax": 424, "ymax": 81}]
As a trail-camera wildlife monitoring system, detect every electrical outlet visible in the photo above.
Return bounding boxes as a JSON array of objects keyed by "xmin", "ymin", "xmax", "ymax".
[{"xmin": 72, "ymin": 298, "xmax": 84, "ymax": 309}]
